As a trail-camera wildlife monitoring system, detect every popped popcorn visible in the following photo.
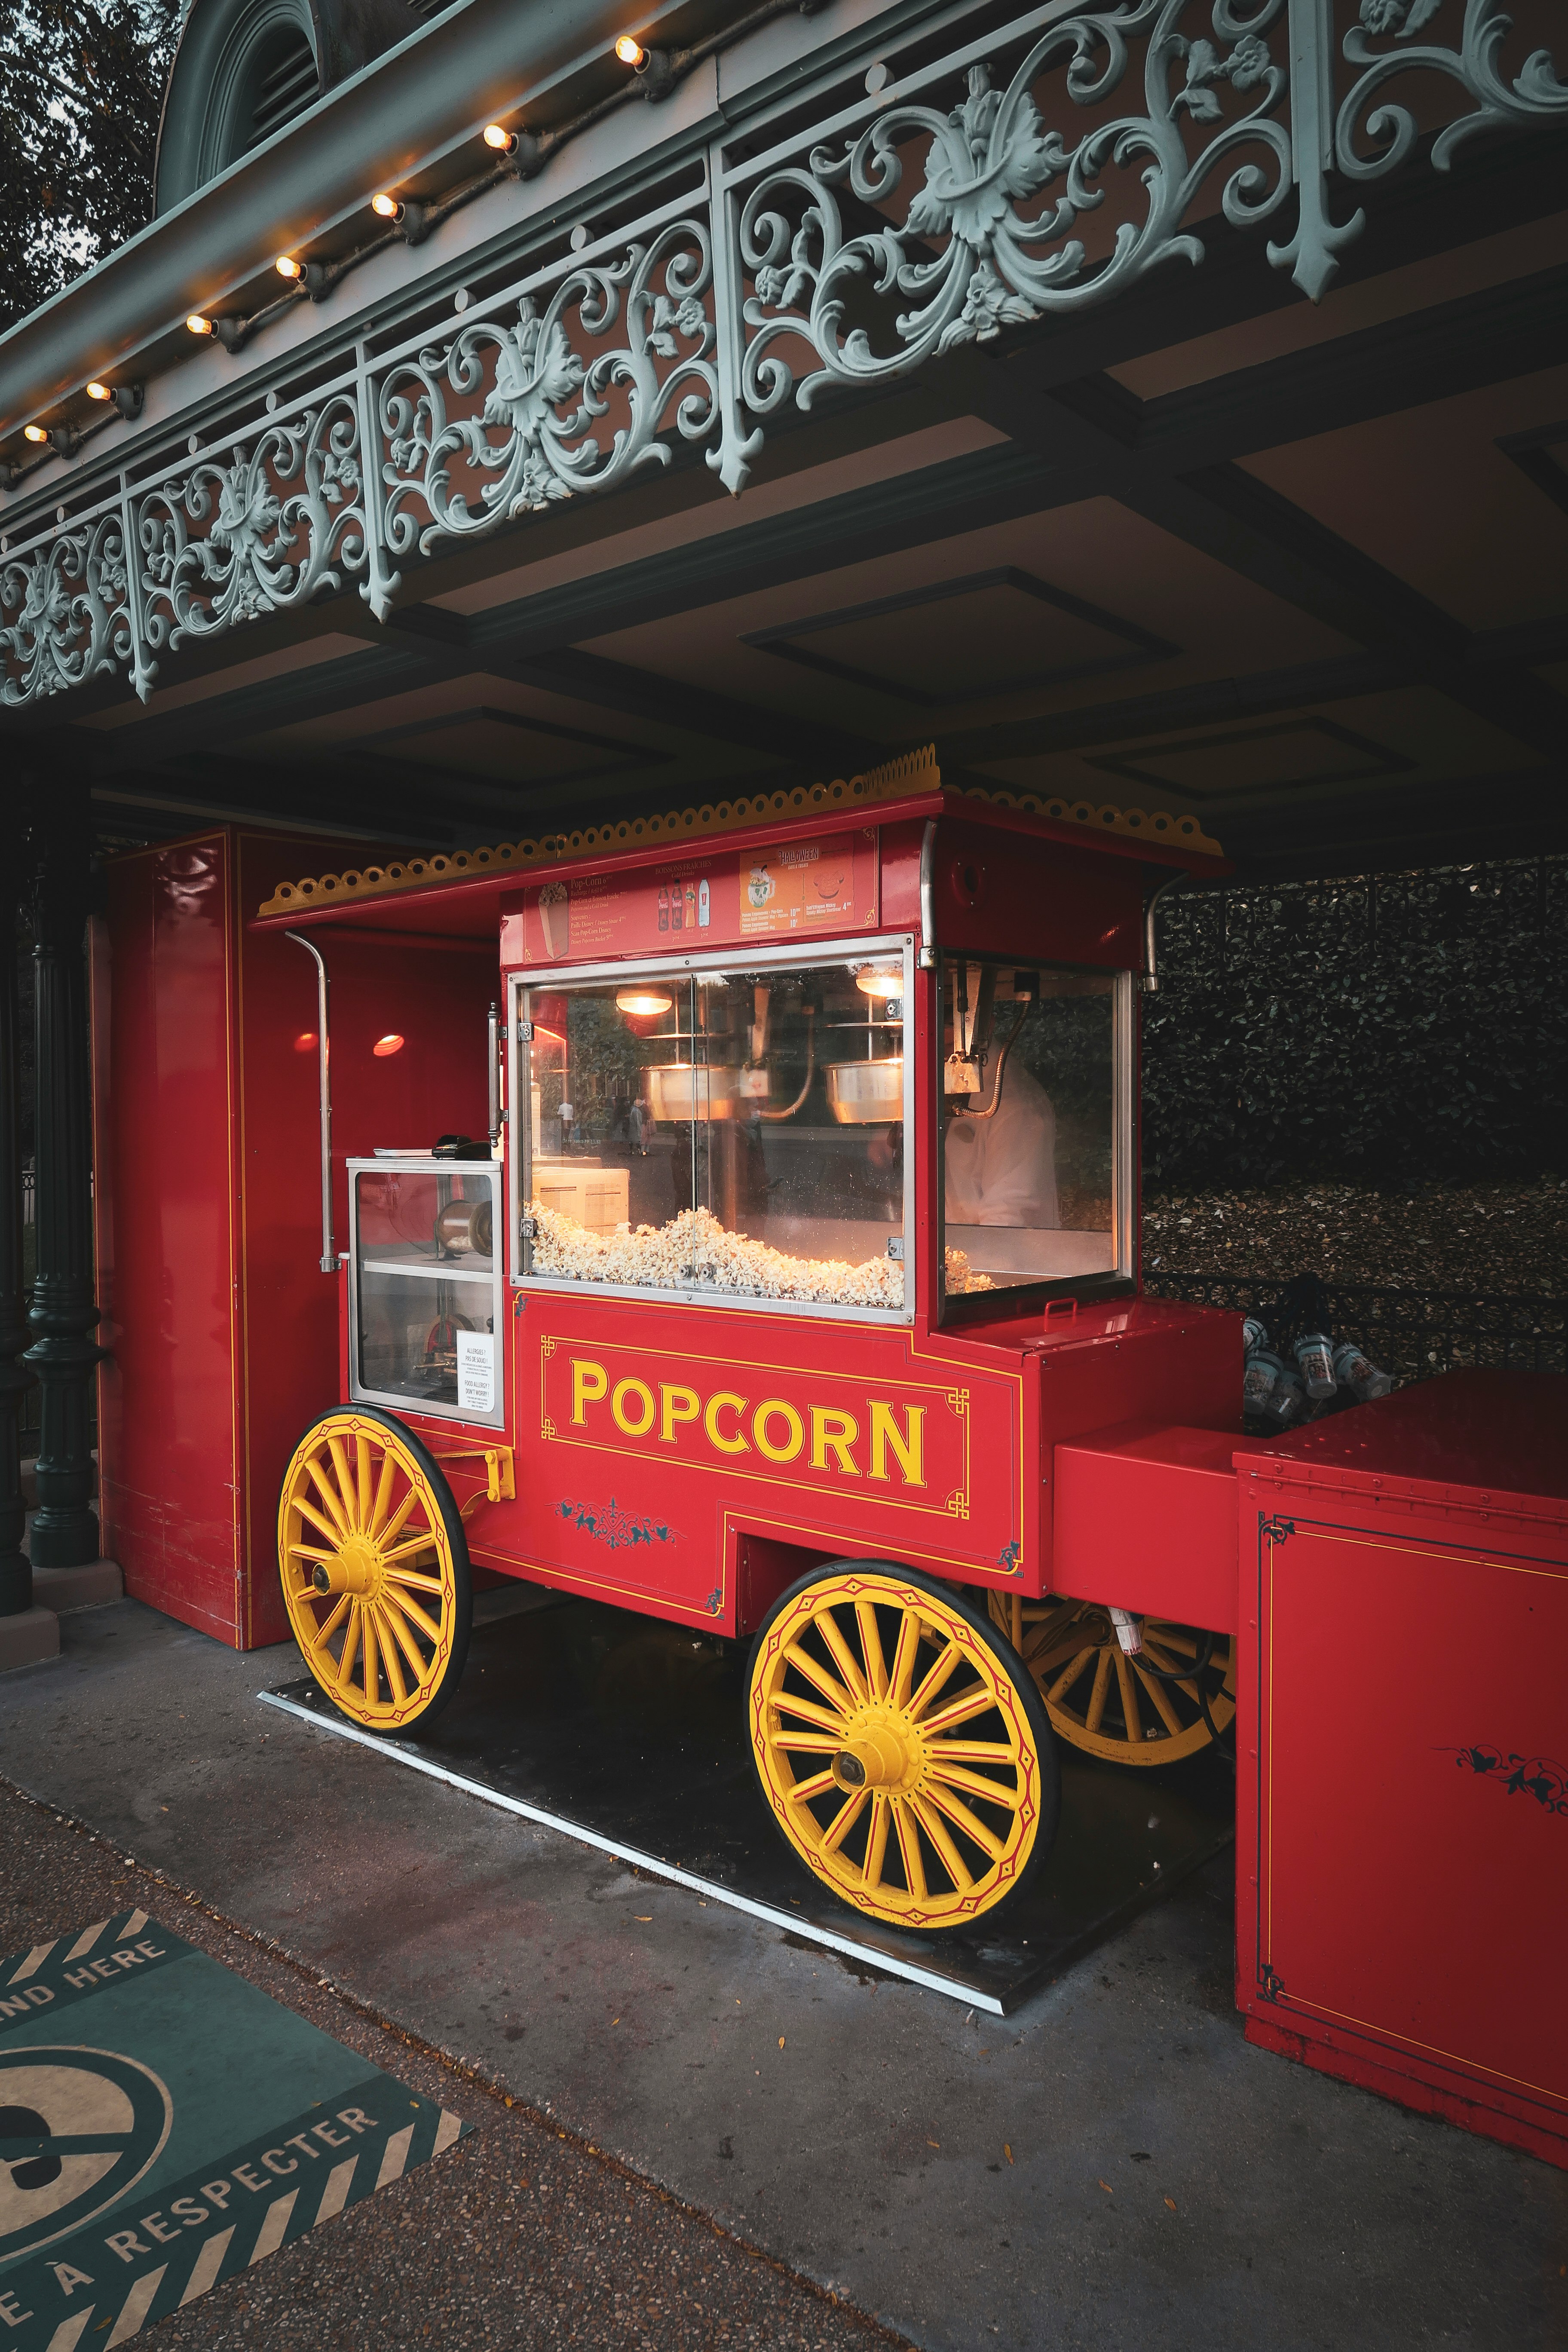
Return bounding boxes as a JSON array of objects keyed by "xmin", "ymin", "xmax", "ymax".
[{"xmin": 527, "ymin": 1201, "xmax": 992, "ymax": 1306}]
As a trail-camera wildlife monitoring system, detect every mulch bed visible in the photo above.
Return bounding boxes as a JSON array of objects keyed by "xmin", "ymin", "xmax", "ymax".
[{"xmin": 1142, "ymin": 1176, "xmax": 1568, "ymax": 1298}]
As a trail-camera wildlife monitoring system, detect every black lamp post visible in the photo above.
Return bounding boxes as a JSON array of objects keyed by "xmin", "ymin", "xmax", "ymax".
[
  {"xmin": 0, "ymin": 829, "xmax": 32, "ymax": 1616},
  {"xmin": 24, "ymin": 788, "xmax": 103, "ymax": 1571}
]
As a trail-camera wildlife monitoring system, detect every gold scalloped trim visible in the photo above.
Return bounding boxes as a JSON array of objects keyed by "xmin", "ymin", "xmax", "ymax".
[{"xmin": 255, "ymin": 746, "xmax": 1221, "ymax": 919}]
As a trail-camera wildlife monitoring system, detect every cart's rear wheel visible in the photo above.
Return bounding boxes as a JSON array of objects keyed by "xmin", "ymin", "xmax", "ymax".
[
  {"xmin": 989, "ymin": 1593, "xmax": 1234, "ymax": 1766},
  {"xmin": 278, "ymin": 1407, "xmax": 471, "ymax": 1736},
  {"xmin": 749, "ymin": 1564, "xmax": 1058, "ymax": 1934}
]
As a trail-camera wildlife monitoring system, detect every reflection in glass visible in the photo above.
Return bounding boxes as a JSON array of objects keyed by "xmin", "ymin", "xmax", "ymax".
[
  {"xmin": 521, "ymin": 958, "xmax": 909, "ymax": 1311},
  {"xmin": 355, "ymin": 1164, "xmax": 497, "ymax": 1408},
  {"xmin": 942, "ymin": 962, "xmax": 1117, "ymax": 1293}
]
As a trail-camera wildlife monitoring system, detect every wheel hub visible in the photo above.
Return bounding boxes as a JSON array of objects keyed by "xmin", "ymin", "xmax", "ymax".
[
  {"xmin": 832, "ymin": 1709, "xmax": 918, "ymax": 1794},
  {"xmin": 312, "ymin": 1533, "xmax": 380, "ymax": 1597}
]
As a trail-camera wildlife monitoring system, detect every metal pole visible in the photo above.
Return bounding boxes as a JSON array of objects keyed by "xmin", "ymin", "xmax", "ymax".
[
  {"xmin": 285, "ymin": 931, "xmax": 336, "ymax": 1271},
  {"xmin": 0, "ymin": 827, "xmax": 34, "ymax": 1615},
  {"xmin": 24, "ymin": 783, "xmax": 104, "ymax": 1568}
]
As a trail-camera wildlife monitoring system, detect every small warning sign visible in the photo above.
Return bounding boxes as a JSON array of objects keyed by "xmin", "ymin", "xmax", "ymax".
[{"xmin": 0, "ymin": 1915, "xmax": 465, "ymax": 2347}]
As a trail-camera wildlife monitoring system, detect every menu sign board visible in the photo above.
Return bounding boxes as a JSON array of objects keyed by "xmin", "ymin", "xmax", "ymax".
[
  {"xmin": 740, "ymin": 836, "xmax": 860, "ymax": 935},
  {"xmin": 506, "ymin": 831, "xmax": 879, "ymax": 965}
]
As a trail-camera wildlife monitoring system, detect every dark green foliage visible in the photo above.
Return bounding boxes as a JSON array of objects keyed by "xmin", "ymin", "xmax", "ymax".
[
  {"xmin": 1141, "ymin": 857, "xmax": 1568, "ymax": 1188},
  {"xmin": 0, "ymin": 0, "xmax": 179, "ymax": 331}
]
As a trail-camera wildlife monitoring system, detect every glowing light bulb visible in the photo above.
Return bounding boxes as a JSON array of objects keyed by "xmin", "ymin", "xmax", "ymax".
[
  {"xmin": 86, "ymin": 380, "xmax": 112, "ymax": 401},
  {"xmin": 615, "ymin": 34, "xmax": 646, "ymax": 65},
  {"xmin": 482, "ymin": 123, "xmax": 514, "ymax": 151},
  {"xmin": 372, "ymin": 1033, "xmax": 405, "ymax": 1058},
  {"xmin": 186, "ymin": 313, "xmax": 214, "ymax": 336},
  {"xmin": 615, "ymin": 987, "xmax": 673, "ymax": 1017},
  {"xmin": 294, "ymin": 1032, "xmax": 317, "ymax": 1053},
  {"xmin": 23, "ymin": 425, "xmax": 46, "ymax": 443},
  {"xmin": 855, "ymin": 966, "xmax": 903, "ymax": 1001},
  {"xmin": 275, "ymin": 254, "xmax": 302, "ymax": 279},
  {"xmin": 371, "ymin": 192, "xmax": 399, "ymax": 220}
]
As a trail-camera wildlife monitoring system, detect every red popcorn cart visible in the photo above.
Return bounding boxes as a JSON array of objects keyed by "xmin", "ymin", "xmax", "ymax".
[{"xmin": 259, "ymin": 751, "xmax": 1241, "ymax": 1936}]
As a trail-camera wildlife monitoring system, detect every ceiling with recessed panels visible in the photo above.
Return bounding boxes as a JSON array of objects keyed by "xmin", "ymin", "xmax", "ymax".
[{"xmin": 13, "ymin": 142, "xmax": 1568, "ymax": 879}]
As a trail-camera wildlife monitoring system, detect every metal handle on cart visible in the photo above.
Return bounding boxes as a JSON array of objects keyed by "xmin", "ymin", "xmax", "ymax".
[
  {"xmin": 487, "ymin": 1001, "xmax": 502, "ymax": 1145},
  {"xmin": 1142, "ymin": 873, "xmax": 1182, "ymax": 994},
  {"xmin": 918, "ymin": 820, "xmax": 937, "ymax": 970},
  {"xmin": 286, "ymin": 931, "xmax": 335, "ymax": 1273}
]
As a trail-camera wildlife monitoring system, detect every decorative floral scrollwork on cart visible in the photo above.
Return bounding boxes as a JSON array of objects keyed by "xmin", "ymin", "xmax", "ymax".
[
  {"xmin": 136, "ymin": 396, "xmax": 366, "ymax": 655},
  {"xmin": 0, "ymin": 514, "xmax": 131, "ymax": 704},
  {"xmin": 378, "ymin": 221, "xmax": 718, "ymax": 556},
  {"xmin": 737, "ymin": 1, "xmax": 1292, "ymax": 420},
  {"xmin": 1337, "ymin": 0, "xmax": 1568, "ymax": 184},
  {"xmin": 1445, "ymin": 1743, "xmax": 1568, "ymax": 1816},
  {"xmin": 556, "ymin": 1496, "xmax": 680, "ymax": 1550}
]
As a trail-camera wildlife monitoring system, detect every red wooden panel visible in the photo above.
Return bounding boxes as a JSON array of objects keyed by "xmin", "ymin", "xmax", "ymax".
[
  {"xmin": 450, "ymin": 1290, "xmax": 1028, "ymax": 1636},
  {"xmin": 928, "ymin": 818, "xmax": 1144, "ymax": 968},
  {"xmin": 1234, "ymin": 1383, "xmax": 1568, "ymax": 2166},
  {"xmin": 100, "ymin": 835, "xmax": 242, "ymax": 1644},
  {"xmin": 1053, "ymin": 1420, "xmax": 1239, "ymax": 1632}
]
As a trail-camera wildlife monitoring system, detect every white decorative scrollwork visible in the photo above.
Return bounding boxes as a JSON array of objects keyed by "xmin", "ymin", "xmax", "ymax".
[
  {"xmin": 737, "ymin": 2, "xmax": 1292, "ymax": 417},
  {"xmin": 137, "ymin": 396, "xmax": 365, "ymax": 655},
  {"xmin": 378, "ymin": 221, "xmax": 718, "ymax": 556},
  {"xmin": 0, "ymin": 513, "xmax": 130, "ymax": 704},
  {"xmin": 1337, "ymin": 0, "xmax": 1568, "ymax": 181}
]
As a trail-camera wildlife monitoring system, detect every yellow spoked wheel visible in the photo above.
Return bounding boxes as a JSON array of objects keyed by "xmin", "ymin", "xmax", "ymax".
[
  {"xmin": 749, "ymin": 1564, "xmax": 1058, "ymax": 1934},
  {"xmin": 278, "ymin": 1406, "xmax": 471, "ymax": 1736},
  {"xmin": 989, "ymin": 1593, "xmax": 1235, "ymax": 1766}
]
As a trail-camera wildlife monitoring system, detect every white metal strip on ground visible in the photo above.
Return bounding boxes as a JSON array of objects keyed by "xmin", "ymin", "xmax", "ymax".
[{"xmin": 257, "ymin": 1690, "xmax": 1008, "ymax": 2015}]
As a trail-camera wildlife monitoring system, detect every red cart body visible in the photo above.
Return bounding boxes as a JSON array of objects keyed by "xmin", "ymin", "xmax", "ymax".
[{"xmin": 256, "ymin": 762, "xmax": 1236, "ymax": 1640}]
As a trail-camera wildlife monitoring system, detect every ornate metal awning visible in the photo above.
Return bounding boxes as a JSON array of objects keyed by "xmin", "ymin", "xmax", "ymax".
[{"xmin": 3, "ymin": 0, "xmax": 1564, "ymax": 717}]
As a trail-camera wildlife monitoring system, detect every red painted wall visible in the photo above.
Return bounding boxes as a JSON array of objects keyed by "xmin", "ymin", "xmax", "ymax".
[{"xmin": 95, "ymin": 830, "xmax": 497, "ymax": 1649}]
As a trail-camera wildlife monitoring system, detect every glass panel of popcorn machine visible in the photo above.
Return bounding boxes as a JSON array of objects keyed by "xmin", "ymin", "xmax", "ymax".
[
  {"xmin": 521, "ymin": 956, "xmax": 909, "ymax": 1312},
  {"xmin": 354, "ymin": 1164, "xmax": 497, "ymax": 1412},
  {"xmin": 941, "ymin": 962, "xmax": 1118, "ymax": 1297}
]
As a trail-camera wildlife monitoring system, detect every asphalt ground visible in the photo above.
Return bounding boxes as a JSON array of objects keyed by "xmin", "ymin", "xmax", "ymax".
[
  {"xmin": 3, "ymin": 1595, "xmax": 1565, "ymax": 2351},
  {"xmin": 0, "ymin": 1782, "xmax": 898, "ymax": 2351}
]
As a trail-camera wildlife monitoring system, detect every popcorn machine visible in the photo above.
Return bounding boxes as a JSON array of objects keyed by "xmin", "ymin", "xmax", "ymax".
[
  {"xmin": 251, "ymin": 753, "xmax": 1568, "ymax": 2168},
  {"xmin": 261, "ymin": 753, "xmax": 1236, "ymax": 1939}
]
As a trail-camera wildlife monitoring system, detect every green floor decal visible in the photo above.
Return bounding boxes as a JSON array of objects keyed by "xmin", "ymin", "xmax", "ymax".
[{"xmin": 0, "ymin": 1913, "xmax": 466, "ymax": 2347}]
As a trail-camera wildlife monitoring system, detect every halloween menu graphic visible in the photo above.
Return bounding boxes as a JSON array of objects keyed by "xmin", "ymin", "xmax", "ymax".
[{"xmin": 509, "ymin": 832, "xmax": 879, "ymax": 963}]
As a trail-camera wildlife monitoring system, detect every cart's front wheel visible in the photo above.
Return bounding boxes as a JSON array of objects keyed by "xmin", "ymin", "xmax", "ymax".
[
  {"xmin": 990, "ymin": 1593, "xmax": 1234, "ymax": 1766},
  {"xmin": 749, "ymin": 1564, "xmax": 1058, "ymax": 1935},
  {"xmin": 278, "ymin": 1407, "xmax": 471, "ymax": 1735}
]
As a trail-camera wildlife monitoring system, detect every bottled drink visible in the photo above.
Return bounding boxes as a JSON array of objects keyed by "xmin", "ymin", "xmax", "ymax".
[
  {"xmin": 1295, "ymin": 1329, "xmax": 1336, "ymax": 1401},
  {"xmin": 1333, "ymin": 1340, "xmax": 1394, "ymax": 1402},
  {"xmin": 1242, "ymin": 1315, "xmax": 1270, "ymax": 1356},
  {"xmin": 1257, "ymin": 1358, "xmax": 1308, "ymax": 1428}
]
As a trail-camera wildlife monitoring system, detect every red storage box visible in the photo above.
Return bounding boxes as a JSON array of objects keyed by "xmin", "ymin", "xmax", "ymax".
[{"xmin": 1235, "ymin": 1371, "xmax": 1568, "ymax": 2167}]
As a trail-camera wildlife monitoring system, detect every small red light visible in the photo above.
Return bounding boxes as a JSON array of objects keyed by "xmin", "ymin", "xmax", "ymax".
[
  {"xmin": 373, "ymin": 1033, "xmax": 405, "ymax": 1058},
  {"xmin": 294, "ymin": 1031, "xmax": 317, "ymax": 1053}
]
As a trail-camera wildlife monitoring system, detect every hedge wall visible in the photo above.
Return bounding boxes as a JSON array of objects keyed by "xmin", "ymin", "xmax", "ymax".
[{"xmin": 1140, "ymin": 856, "xmax": 1568, "ymax": 1190}]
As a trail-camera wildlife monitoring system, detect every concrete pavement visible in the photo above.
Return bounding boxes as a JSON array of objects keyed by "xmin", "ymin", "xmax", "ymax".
[{"xmin": 2, "ymin": 1595, "xmax": 1562, "ymax": 2350}]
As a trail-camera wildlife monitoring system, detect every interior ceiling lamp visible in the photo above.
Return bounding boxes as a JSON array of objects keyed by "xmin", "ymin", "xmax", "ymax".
[
  {"xmin": 855, "ymin": 966, "xmax": 903, "ymax": 1001},
  {"xmin": 615, "ymin": 987, "xmax": 673, "ymax": 1017},
  {"xmin": 372, "ymin": 1033, "xmax": 405, "ymax": 1057}
]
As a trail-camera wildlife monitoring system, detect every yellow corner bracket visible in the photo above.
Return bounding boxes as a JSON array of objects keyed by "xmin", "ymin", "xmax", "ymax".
[{"xmin": 432, "ymin": 1446, "xmax": 516, "ymax": 1515}]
